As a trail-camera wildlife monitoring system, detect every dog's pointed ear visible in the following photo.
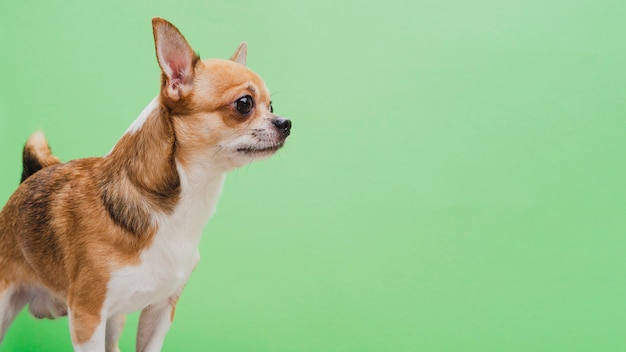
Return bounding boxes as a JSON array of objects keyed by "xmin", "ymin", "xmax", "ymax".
[
  {"xmin": 152, "ymin": 18, "xmax": 199, "ymax": 102},
  {"xmin": 230, "ymin": 42, "xmax": 247, "ymax": 66}
]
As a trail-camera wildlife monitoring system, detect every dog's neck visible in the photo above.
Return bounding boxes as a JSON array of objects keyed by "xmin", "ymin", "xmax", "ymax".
[{"xmin": 100, "ymin": 97, "xmax": 225, "ymax": 237}]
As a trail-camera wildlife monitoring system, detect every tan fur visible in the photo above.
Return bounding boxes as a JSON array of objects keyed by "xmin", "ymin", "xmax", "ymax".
[
  {"xmin": 173, "ymin": 59, "xmax": 274, "ymax": 169},
  {"xmin": 0, "ymin": 17, "xmax": 290, "ymax": 349},
  {"xmin": 24, "ymin": 131, "xmax": 62, "ymax": 167},
  {"xmin": 169, "ymin": 294, "xmax": 180, "ymax": 323}
]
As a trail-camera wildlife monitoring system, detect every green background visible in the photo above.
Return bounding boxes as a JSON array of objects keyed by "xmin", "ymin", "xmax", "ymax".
[{"xmin": 1, "ymin": 0, "xmax": 625, "ymax": 351}]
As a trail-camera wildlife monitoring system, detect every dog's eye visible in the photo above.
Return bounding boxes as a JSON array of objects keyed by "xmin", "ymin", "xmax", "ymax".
[
  {"xmin": 269, "ymin": 101, "xmax": 274, "ymax": 113},
  {"xmin": 235, "ymin": 95, "xmax": 254, "ymax": 115}
]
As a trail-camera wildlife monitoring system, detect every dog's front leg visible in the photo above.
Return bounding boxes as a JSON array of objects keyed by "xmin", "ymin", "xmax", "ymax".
[
  {"xmin": 69, "ymin": 307, "xmax": 107, "ymax": 352},
  {"xmin": 136, "ymin": 288, "xmax": 183, "ymax": 352},
  {"xmin": 105, "ymin": 315, "xmax": 125, "ymax": 352}
]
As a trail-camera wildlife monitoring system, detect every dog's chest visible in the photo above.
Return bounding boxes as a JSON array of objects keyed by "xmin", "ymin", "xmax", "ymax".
[
  {"xmin": 105, "ymin": 169, "xmax": 225, "ymax": 315},
  {"xmin": 106, "ymin": 229, "xmax": 198, "ymax": 315}
]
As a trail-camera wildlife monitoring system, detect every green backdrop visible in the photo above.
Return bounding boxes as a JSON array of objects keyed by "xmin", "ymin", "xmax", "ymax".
[{"xmin": 1, "ymin": 0, "xmax": 625, "ymax": 351}]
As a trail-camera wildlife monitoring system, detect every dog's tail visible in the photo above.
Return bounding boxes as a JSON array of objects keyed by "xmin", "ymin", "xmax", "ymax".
[{"xmin": 20, "ymin": 131, "xmax": 62, "ymax": 183}]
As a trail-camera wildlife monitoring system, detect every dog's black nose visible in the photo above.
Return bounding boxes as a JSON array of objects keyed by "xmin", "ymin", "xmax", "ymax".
[{"xmin": 273, "ymin": 118, "xmax": 291, "ymax": 136}]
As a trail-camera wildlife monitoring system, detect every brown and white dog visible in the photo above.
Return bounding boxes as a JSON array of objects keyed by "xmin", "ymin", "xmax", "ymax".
[{"xmin": 0, "ymin": 18, "xmax": 290, "ymax": 351}]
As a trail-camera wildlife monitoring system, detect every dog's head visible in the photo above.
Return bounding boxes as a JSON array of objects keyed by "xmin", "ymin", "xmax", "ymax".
[{"xmin": 151, "ymin": 18, "xmax": 291, "ymax": 171}]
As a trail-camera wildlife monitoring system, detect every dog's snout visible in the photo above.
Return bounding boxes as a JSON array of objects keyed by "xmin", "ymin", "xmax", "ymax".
[{"xmin": 273, "ymin": 118, "xmax": 291, "ymax": 136}]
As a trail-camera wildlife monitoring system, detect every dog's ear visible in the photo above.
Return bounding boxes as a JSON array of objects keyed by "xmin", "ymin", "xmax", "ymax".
[
  {"xmin": 152, "ymin": 18, "xmax": 199, "ymax": 102},
  {"xmin": 230, "ymin": 42, "xmax": 247, "ymax": 66}
]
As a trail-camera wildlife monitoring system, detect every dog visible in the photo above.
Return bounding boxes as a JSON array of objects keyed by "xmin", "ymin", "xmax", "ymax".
[{"xmin": 0, "ymin": 17, "xmax": 290, "ymax": 351}]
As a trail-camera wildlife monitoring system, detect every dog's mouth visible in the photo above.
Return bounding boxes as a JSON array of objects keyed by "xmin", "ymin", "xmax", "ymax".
[{"xmin": 237, "ymin": 142, "xmax": 284, "ymax": 155}]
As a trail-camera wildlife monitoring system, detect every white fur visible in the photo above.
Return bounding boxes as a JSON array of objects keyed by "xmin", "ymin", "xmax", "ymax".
[
  {"xmin": 70, "ymin": 306, "xmax": 107, "ymax": 352},
  {"xmin": 105, "ymin": 162, "xmax": 225, "ymax": 316},
  {"xmin": 126, "ymin": 97, "xmax": 160, "ymax": 135},
  {"xmin": 0, "ymin": 286, "xmax": 27, "ymax": 344},
  {"xmin": 105, "ymin": 315, "xmax": 124, "ymax": 352},
  {"xmin": 136, "ymin": 296, "xmax": 179, "ymax": 351},
  {"xmin": 106, "ymin": 97, "xmax": 159, "ymax": 157},
  {"xmin": 88, "ymin": 158, "xmax": 226, "ymax": 350}
]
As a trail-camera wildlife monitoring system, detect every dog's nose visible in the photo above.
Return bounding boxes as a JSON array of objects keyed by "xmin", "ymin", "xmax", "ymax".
[{"xmin": 273, "ymin": 117, "xmax": 291, "ymax": 137}]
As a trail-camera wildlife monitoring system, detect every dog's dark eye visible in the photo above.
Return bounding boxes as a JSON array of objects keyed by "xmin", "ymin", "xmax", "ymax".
[
  {"xmin": 235, "ymin": 95, "xmax": 254, "ymax": 115},
  {"xmin": 269, "ymin": 101, "xmax": 274, "ymax": 113}
]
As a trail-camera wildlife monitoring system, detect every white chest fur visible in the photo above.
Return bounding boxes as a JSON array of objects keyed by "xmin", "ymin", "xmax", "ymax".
[{"xmin": 105, "ymin": 163, "xmax": 225, "ymax": 316}]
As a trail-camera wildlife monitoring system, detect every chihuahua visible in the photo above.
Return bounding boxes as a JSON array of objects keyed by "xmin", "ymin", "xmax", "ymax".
[{"xmin": 0, "ymin": 18, "xmax": 290, "ymax": 351}]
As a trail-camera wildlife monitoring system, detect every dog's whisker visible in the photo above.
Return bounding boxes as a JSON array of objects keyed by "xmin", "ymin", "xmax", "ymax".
[{"xmin": 210, "ymin": 145, "xmax": 224, "ymax": 160}]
